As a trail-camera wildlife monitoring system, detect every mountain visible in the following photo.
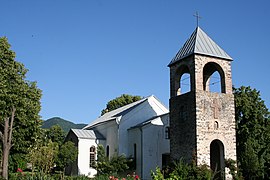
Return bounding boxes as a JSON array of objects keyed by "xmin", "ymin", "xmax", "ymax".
[{"xmin": 42, "ymin": 117, "xmax": 87, "ymax": 132}]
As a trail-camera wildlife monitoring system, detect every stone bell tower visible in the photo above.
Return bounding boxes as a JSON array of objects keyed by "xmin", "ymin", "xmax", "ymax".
[{"xmin": 169, "ymin": 27, "xmax": 236, "ymax": 178}]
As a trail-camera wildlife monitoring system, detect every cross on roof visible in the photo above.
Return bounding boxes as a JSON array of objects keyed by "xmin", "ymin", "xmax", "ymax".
[{"xmin": 193, "ymin": 12, "xmax": 202, "ymax": 27}]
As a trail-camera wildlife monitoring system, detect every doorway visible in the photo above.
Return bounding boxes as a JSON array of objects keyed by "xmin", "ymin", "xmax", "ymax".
[{"xmin": 210, "ymin": 139, "xmax": 225, "ymax": 179}]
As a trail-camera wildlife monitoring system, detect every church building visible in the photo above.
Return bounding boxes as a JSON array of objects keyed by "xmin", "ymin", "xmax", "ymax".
[
  {"xmin": 65, "ymin": 95, "xmax": 170, "ymax": 179},
  {"xmin": 65, "ymin": 26, "xmax": 236, "ymax": 180}
]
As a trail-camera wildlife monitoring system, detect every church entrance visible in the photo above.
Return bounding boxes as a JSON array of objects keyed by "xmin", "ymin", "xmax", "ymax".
[{"xmin": 210, "ymin": 139, "xmax": 225, "ymax": 179}]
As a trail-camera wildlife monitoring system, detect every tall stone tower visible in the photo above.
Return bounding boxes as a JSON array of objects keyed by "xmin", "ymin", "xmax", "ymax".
[{"xmin": 169, "ymin": 27, "xmax": 236, "ymax": 178}]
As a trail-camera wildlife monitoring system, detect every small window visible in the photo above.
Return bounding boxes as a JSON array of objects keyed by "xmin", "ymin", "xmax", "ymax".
[
  {"xmin": 214, "ymin": 121, "xmax": 219, "ymax": 130},
  {"xmin": 89, "ymin": 146, "xmax": 96, "ymax": 167},
  {"xmin": 106, "ymin": 145, "xmax": 109, "ymax": 157},
  {"xmin": 165, "ymin": 127, "xmax": 170, "ymax": 139},
  {"xmin": 134, "ymin": 144, "xmax": 137, "ymax": 168}
]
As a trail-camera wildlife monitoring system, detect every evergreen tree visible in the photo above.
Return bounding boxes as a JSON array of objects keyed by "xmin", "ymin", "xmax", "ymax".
[{"xmin": 234, "ymin": 86, "xmax": 270, "ymax": 179}]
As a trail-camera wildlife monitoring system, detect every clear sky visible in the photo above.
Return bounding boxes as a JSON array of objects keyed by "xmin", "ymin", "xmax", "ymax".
[{"xmin": 1, "ymin": 0, "xmax": 270, "ymax": 124}]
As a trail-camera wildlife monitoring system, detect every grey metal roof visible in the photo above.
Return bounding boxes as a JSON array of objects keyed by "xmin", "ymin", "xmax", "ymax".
[
  {"xmin": 169, "ymin": 27, "xmax": 232, "ymax": 66},
  {"xmin": 83, "ymin": 97, "xmax": 148, "ymax": 129},
  {"xmin": 71, "ymin": 129, "xmax": 105, "ymax": 139},
  {"xmin": 129, "ymin": 113, "xmax": 169, "ymax": 130}
]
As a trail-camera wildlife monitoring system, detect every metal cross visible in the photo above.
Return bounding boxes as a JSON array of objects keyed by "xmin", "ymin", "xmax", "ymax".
[{"xmin": 193, "ymin": 12, "xmax": 202, "ymax": 27}]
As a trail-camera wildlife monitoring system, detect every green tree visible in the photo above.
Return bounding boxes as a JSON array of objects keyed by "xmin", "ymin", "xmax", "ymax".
[
  {"xmin": 234, "ymin": 86, "xmax": 270, "ymax": 179},
  {"xmin": 0, "ymin": 37, "xmax": 42, "ymax": 179},
  {"xmin": 101, "ymin": 94, "xmax": 142, "ymax": 115},
  {"xmin": 55, "ymin": 141, "xmax": 78, "ymax": 172},
  {"xmin": 46, "ymin": 124, "xmax": 66, "ymax": 145},
  {"xmin": 28, "ymin": 140, "xmax": 59, "ymax": 174}
]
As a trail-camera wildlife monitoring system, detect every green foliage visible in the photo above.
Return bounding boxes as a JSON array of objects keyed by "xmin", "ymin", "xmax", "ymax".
[
  {"xmin": 93, "ymin": 145, "xmax": 129, "ymax": 175},
  {"xmin": 46, "ymin": 125, "xmax": 66, "ymax": 145},
  {"xmin": 0, "ymin": 37, "xmax": 42, "ymax": 177},
  {"xmin": 151, "ymin": 160, "xmax": 212, "ymax": 180},
  {"xmin": 42, "ymin": 117, "xmax": 87, "ymax": 133},
  {"xmin": 101, "ymin": 94, "xmax": 142, "ymax": 115},
  {"xmin": 234, "ymin": 86, "xmax": 270, "ymax": 179},
  {"xmin": 225, "ymin": 159, "xmax": 243, "ymax": 180},
  {"xmin": 55, "ymin": 141, "xmax": 78, "ymax": 171},
  {"xmin": 9, "ymin": 172, "xmax": 90, "ymax": 180},
  {"xmin": 151, "ymin": 167, "xmax": 165, "ymax": 180},
  {"xmin": 28, "ymin": 140, "xmax": 59, "ymax": 174},
  {"xmin": 8, "ymin": 153, "xmax": 27, "ymax": 172}
]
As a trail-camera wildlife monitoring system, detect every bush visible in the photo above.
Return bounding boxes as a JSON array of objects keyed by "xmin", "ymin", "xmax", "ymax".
[
  {"xmin": 151, "ymin": 160, "xmax": 213, "ymax": 180},
  {"xmin": 93, "ymin": 145, "xmax": 129, "ymax": 175}
]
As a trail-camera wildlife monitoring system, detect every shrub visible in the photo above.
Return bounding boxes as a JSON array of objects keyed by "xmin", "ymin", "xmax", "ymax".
[{"xmin": 151, "ymin": 160, "xmax": 213, "ymax": 180}]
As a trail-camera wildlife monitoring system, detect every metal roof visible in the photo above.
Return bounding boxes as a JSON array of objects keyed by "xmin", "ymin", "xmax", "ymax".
[
  {"xmin": 83, "ymin": 97, "xmax": 148, "ymax": 129},
  {"xmin": 71, "ymin": 129, "xmax": 105, "ymax": 139},
  {"xmin": 129, "ymin": 113, "xmax": 169, "ymax": 130},
  {"xmin": 169, "ymin": 27, "xmax": 232, "ymax": 66},
  {"xmin": 83, "ymin": 95, "xmax": 168, "ymax": 130}
]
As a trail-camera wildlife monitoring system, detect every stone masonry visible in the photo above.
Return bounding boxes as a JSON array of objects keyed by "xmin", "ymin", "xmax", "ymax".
[{"xmin": 169, "ymin": 54, "xmax": 237, "ymax": 179}]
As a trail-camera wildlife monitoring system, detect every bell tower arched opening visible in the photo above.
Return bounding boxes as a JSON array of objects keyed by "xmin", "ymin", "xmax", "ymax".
[
  {"xmin": 174, "ymin": 65, "xmax": 191, "ymax": 96},
  {"xmin": 203, "ymin": 62, "xmax": 226, "ymax": 93}
]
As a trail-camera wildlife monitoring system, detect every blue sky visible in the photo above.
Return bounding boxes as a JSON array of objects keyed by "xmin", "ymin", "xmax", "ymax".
[{"xmin": 1, "ymin": 0, "xmax": 270, "ymax": 124}]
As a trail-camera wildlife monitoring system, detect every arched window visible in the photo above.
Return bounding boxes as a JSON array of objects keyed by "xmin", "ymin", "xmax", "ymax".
[
  {"xmin": 179, "ymin": 73, "xmax": 191, "ymax": 94},
  {"xmin": 214, "ymin": 121, "xmax": 219, "ymax": 130},
  {"xmin": 89, "ymin": 146, "xmax": 96, "ymax": 167},
  {"xmin": 165, "ymin": 127, "xmax": 170, "ymax": 139},
  {"xmin": 134, "ymin": 144, "xmax": 137, "ymax": 168},
  {"xmin": 203, "ymin": 62, "xmax": 226, "ymax": 93},
  {"xmin": 175, "ymin": 65, "xmax": 191, "ymax": 96},
  {"xmin": 106, "ymin": 145, "xmax": 109, "ymax": 158}
]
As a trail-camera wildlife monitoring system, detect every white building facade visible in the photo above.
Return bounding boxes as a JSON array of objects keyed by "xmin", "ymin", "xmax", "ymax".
[{"xmin": 66, "ymin": 95, "xmax": 170, "ymax": 179}]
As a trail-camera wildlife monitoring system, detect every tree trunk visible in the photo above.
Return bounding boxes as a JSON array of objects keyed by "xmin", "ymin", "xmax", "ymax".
[
  {"xmin": 2, "ymin": 143, "xmax": 10, "ymax": 180},
  {"xmin": 1, "ymin": 108, "xmax": 15, "ymax": 180}
]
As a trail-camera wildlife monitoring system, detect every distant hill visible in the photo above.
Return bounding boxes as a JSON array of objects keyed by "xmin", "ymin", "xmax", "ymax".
[{"xmin": 42, "ymin": 117, "xmax": 87, "ymax": 132}]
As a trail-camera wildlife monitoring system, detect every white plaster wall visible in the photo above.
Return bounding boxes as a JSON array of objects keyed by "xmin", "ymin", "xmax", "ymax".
[
  {"xmin": 93, "ymin": 121, "xmax": 118, "ymax": 157},
  {"xmin": 127, "ymin": 115, "xmax": 170, "ymax": 180},
  {"xmin": 119, "ymin": 96, "xmax": 169, "ymax": 156},
  {"xmin": 142, "ymin": 115, "xmax": 170, "ymax": 180},
  {"xmin": 128, "ymin": 128, "xmax": 142, "ymax": 177},
  {"xmin": 77, "ymin": 138, "xmax": 98, "ymax": 178}
]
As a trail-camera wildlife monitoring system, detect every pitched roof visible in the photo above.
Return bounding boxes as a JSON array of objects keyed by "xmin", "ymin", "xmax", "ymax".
[
  {"xmin": 70, "ymin": 129, "xmax": 105, "ymax": 139},
  {"xmin": 169, "ymin": 27, "xmax": 232, "ymax": 66},
  {"xmin": 83, "ymin": 95, "xmax": 168, "ymax": 130},
  {"xmin": 129, "ymin": 113, "xmax": 169, "ymax": 129},
  {"xmin": 83, "ymin": 97, "xmax": 148, "ymax": 129}
]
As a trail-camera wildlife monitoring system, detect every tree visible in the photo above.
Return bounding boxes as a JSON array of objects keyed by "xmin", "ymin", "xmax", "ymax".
[
  {"xmin": 28, "ymin": 140, "xmax": 59, "ymax": 174},
  {"xmin": 101, "ymin": 94, "xmax": 142, "ymax": 115},
  {"xmin": 55, "ymin": 141, "xmax": 78, "ymax": 172},
  {"xmin": 234, "ymin": 86, "xmax": 270, "ymax": 179},
  {"xmin": 0, "ymin": 37, "xmax": 42, "ymax": 179},
  {"xmin": 46, "ymin": 125, "xmax": 66, "ymax": 145}
]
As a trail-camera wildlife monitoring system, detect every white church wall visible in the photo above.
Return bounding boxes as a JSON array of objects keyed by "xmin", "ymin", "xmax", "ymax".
[
  {"xmin": 77, "ymin": 138, "xmax": 98, "ymax": 178},
  {"xmin": 127, "ymin": 128, "xmax": 142, "ymax": 178},
  {"xmin": 142, "ymin": 116, "xmax": 170, "ymax": 180},
  {"xmin": 127, "ymin": 115, "xmax": 170, "ymax": 180},
  {"xmin": 92, "ymin": 121, "xmax": 118, "ymax": 157},
  {"xmin": 119, "ymin": 96, "xmax": 169, "ymax": 156}
]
